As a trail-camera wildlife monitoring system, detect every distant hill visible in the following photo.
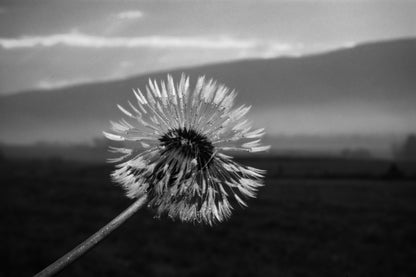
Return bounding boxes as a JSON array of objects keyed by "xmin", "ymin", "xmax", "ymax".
[{"xmin": 0, "ymin": 38, "xmax": 415, "ymax": 156}]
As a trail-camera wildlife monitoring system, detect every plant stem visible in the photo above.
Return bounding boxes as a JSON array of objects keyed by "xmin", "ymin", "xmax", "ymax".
[{"xmin": 34, "ymin": 194, "xmax": 148, "ymax": 277}]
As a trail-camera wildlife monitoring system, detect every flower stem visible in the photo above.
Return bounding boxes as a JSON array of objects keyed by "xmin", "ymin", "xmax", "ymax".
[{"xmin": 34, "ymin": 194, "xmax": 148, "ymax": 277}]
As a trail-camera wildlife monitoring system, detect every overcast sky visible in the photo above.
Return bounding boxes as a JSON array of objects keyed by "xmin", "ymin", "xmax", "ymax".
[{"xmin": 0, "ymin": 0, "xmax": 415, "ymax": 94}]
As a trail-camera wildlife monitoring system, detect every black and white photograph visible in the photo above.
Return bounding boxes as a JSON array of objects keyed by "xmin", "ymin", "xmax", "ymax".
[{"xmin": 1, "ymin": 0, "xmax": 415, "ymax": 276}]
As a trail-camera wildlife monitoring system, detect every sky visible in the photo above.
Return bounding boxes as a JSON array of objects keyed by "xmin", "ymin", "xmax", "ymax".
[{"xmin": 0, "ymin": 0, "xmax": 415, "ymax": 95}]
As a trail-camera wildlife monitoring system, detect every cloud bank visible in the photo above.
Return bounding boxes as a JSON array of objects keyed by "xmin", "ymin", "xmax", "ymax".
[
  {"xmin": 0, "ymin": 31, "xmax": 361, "ymax": 60},
  {"xmin": 0, "ymin": 33, "xmax": 261, "ymax": 49}
]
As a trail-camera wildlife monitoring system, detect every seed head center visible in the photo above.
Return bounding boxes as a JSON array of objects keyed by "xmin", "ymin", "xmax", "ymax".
[{"xmin": 159, "ymin": 128, "xmax": 214, "ymax": 169}]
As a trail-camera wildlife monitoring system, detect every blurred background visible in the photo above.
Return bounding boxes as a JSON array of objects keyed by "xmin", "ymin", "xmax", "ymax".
[{"xmin": 1, "ymin": 0, "xmax": 416, "ymax": 276}]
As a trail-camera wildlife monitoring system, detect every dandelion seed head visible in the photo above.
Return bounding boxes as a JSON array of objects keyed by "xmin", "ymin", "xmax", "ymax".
[{"xmin": 105, "ymin": 74, "xmax": 269, "ymax": 225}]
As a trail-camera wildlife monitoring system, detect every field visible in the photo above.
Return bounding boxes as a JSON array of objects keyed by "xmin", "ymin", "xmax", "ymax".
[{"xmin": 2, "ymin": 157, "xmax": 416, "ymax": 277}]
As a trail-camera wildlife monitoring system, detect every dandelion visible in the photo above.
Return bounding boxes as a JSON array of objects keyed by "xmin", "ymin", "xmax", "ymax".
[
  {"xmin": 104, "ymin": 74, "xmax": 269, "ymax": 224},
  {"xmin": 34, "ymin": 74, "xmax": 269, "ymax": 276}
]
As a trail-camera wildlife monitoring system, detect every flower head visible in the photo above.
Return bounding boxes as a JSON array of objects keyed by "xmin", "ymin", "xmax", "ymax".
[{"xmin": 104, "ymin": 74, "xmax": 269, "ymax": 225}]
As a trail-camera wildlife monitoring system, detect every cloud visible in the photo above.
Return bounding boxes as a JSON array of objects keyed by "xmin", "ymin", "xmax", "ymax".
[
  {"xmin": 36, "ymin": 77, "xmax": 93, "ymax": 90},
  {"xmin": 0, "ymin": 32, "xmax": 358, "ymax": 62},
  {"xmin": 116, "ymin": 10, "xmax": 144, "ymax": 20},
  {"xmin": 0, "ymin": 32, "xmax": 319, "ymax": 58},
  {"xmin": 0, "ymin": 32, "xmax": 260, "ymax": 50}
]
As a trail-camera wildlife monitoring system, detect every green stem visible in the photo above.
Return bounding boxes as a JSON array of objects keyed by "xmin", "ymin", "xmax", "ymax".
[{"xmin": 34, "ymin": 194, "xmax": 148, "ymax": 277}]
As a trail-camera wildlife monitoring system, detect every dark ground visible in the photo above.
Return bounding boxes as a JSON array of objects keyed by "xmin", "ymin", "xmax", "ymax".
[{"xmin": 2, "ymin": 157, "xmax": 416, "ymax": 277}]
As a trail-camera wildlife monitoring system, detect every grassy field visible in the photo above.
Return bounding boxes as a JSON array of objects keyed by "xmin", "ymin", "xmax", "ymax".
[{"xmin": 2, "ymin": 158, "xmax": 416, "ymax": 277}]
